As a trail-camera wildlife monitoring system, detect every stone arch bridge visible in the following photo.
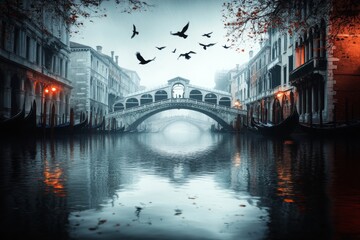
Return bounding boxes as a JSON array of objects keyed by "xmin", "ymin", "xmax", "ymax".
[{"xmin": 106, "ymin": 77, "xmax": 247, "ymax": 131}]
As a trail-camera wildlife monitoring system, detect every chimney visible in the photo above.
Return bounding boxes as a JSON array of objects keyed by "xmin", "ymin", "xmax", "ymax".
[
  {"xmin": 96, "ymin": 45, "xmax": 102, "ymax": 53},
  {"xmin": 249, "ymin": 50, "xmax": 254, "ymax": 59},
  {"xmin": 111, "ymin": 51, "xmax": 114, "ymax": 60},
  {"xmin": 115, "ymin": 55, "xmax": 119, "ymax": 64}
]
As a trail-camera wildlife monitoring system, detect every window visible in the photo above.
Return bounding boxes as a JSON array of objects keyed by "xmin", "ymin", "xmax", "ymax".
[
  {"xmin": 295, "ymin": 43, "xmax": 305, "ymax": 67},
  {"xmin": 36, "ymin": 43, "xmax": 41, "ymax": 65},
  {"xmin": 0, "ymin": 21, "xmax": 6, "ymax": 49},
  {"xmin": 283, "ymin": 34, "xmax": 287, "ymax": 52},
  {"xmin": 13, "ymin": 27, "xmax": 20, "ymax": 54},
  {"xmin": 283, "ymin": 66, "xmax": 287, "ymax": 85},
  {"xmin": 26, "ymin": 36, "xmax": 31, "ymax": 60}
]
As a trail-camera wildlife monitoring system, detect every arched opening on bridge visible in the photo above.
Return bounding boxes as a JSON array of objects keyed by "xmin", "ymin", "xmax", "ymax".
[
  {"xmin": 155, "ymin": 90, "xmax": 168, "ymax": 102},
  {"xmin": 114, "ymin": 102, "xmax": 124, "ymax": 111},
  {"xmin": 204, "ymin": 93, "xmax": 217, "ymax": 104},
  {"xmin": 172, "ymin": 83, "xmax": 184, "ymax": 98},
  {"xmin": 219, "ymin": 97, "xmax": 231, "ymax": 107},
  {"xmin": 189, "ymin": 90, "xmax": 203, "ymax": 101},
  {"xmin": 140, "ymin": 94, "xmax": 153, "ymax": 105},
  {"xmin": 126, "ymin": 98, "xmax": 139, "ymax": 109}
]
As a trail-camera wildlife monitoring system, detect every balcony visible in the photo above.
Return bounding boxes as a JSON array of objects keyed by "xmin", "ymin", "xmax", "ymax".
[{"xmin": 289, "ymin": 58, "xmax": 327, "ymax": 82}]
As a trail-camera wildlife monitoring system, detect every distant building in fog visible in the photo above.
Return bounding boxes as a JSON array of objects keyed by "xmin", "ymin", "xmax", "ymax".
[{"xmin": 214, "ymin": 70, "xmax": 230, "ymax": 92}]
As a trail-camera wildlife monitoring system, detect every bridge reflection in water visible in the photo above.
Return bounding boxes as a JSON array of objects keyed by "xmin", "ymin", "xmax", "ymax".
[{"xmin": 0, "ymin": 132, "xmax": 359, "ymax": 239}]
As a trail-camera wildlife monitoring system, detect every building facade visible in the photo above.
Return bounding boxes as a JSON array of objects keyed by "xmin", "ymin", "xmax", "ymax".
[
  {"xmin": 290, "ymin": 12, "xmax": 360, "ymax": 124},
  {"xmin": 229, "ymin": 0, "xmax": 360, "ymax": 127},
  {"xmin": 69, "ymin": 42, "xmax": 141, "ymax": 126},
  {"xmin": 0, "ymin": 1, "xmax": 72, "ymax": 125}
]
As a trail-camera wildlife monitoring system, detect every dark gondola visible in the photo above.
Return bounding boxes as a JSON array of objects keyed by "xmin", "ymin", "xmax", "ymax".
[
  {"xmin": 298, "ymin": 120, "xmax": 360, "ymax": 137},
  {"xmin": 37, "ymin": 115, "xmax": 88, "ymax": 136},
  {"xmin": 109, "ymin": 125, "xmax": 125, "ymax": 134},
  {"xmin": 87, "ymin": 118, "xmax": 105, "ymax": 134},
  {"xmin": 251, "ymin": 109, "xmax": 299, "ymax": 137},
  {"xmin": 0, "ymin": 107, "xmax": 26, "ymax": 133}
]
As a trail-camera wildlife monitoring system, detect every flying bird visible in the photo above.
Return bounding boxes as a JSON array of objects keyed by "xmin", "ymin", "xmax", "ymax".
[
  {"xmin": 199, "ymin": 42, "xmax": 216, "ymax": 50},
  {"xmin": 131, "ymin": 24, "xmax": 139, "ymax": 39},
  {"xmin": 170, "ymin": 22, "xmax": 189, "ymax": 39},
  {"xmin": 223, "ymin": 44, "xmax": 231, "ymax": 49},
  {"xmin": 156, "ymin": 46, "xmax": 166, "ymax": 50},
  {"xmin": 178, "ymin": 51, "xmax": 196, "ymax": 60},
  {"xmin": 136, "ymin": 52, "xmax": 155, "ymax": 65},
  {"xmin": 202, "ymin": 32, "xmax": 213, "ymax": 38},
  {"xmin": 172, "ymin": 48, "xmax": 176, "ymax": 53}
]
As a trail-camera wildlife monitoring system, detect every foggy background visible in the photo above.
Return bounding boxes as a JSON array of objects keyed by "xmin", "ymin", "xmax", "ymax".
[{"xmin": 70, "ymin": 0, "xmax": 255, "ymax": 88}]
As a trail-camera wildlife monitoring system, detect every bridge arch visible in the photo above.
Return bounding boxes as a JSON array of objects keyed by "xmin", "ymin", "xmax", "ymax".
[
  {"xmin": 155, "ymin": 90, "xmax": 168, "ymax": 102},
  {"xmin": 204, "ymin": 93, "xmax": 217, "ymax": 104},
  {"xmin": 189, "ymin": 90, "xmax": 203, "ymax": 101},
  {"xmin": 140, "ymin": 94, "xmax": 153, "ymax": 105},
  {"xmin": 114, "ymin": 102, "xmax": 124, "ymax": 111},
  {"xmin": 126, "ymin": 98, "xmax": 139, "ymax": 109},
  {"xmin": 172, "ymin": 83, "xmax": 185, "ymax": 98},
  {"xmin": 219, "ymin": 97, "xmax": 231, "ymax": 107},
  {"xmin": 129, "ymin": 106, "xmax": 232, "ymax": 131}
]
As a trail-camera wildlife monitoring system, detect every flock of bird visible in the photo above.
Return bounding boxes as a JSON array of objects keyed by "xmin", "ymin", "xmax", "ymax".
[{"xmin": 133, "ymin": 22, "xmax": 232, "ymax": 65}]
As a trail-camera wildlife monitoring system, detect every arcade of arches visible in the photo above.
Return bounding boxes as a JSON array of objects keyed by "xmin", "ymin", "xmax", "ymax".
[
  {"xmin": 248, "ymin": 91, "xmax": 295, "ymax": 125},
  {"xmin": 114, "ymin": 83, "xmax": 232, "ymax": 111}
]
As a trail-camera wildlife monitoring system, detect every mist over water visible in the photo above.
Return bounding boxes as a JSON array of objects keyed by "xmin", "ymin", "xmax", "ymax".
[
  {"xmin": 0, "ymin": 131, "xmax": 359, "ymax": 239},
  {"xmin": 147, "ymin": 121, "xmax": 214, "ymax": 156}
]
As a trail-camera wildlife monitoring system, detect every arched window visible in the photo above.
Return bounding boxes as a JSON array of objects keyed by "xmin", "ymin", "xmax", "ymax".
[
  {"xmin": 189, "ymin": 90, "xmax": 202, "ymax": 101},
  {"xmin": 126, "ymin": 98, "xmax": 139, "ymax": 109},
  {"xmin": 140, "ymin": 94, "xmax": 153, "ymax": 105},
  {"xmin": 204, "ymin": 93, "xmax": 217, "ymax": 104},
  {"xmin": 172, "ymin": 83, "xmax": 185, "ymax": 98},
  {"xmin": 114, "ymin": 103, "xmax": 124, "ymax": 111},
  {"xmin": 154, "ymin": 90, "xmax": 168, "ymax": 101},
  {"xmin": 219, "ymin": 97, "xmax": 231, "ymax": 107}
]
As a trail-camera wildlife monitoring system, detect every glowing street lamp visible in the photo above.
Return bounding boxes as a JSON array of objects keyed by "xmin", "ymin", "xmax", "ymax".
[
  {"xmin": 234, "ymin": 99, "xmax": 240, "ymax": 109},
  {"xmin": 42, "ymin": 85, "xmax": 57, "ymax": 127}
]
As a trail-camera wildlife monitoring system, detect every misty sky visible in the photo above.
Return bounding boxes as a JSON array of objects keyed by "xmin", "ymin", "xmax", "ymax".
[{"xmin": 71, "ymin": 0, "xmax": 255, "ymax": 88}]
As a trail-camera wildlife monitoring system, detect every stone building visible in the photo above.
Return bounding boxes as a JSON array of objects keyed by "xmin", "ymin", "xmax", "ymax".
[
  {"xmin": 230, "ymin": 1, "xmax": 360, "ymax": 126},
  {"xmin": 246, "ymin": 29, "xmax": 295, "ymax": 125},
  {"xmin": 290, "ymin": 5, "xmax": 360, "ymax": 124},
  {"xmin": 69, "ymin": 43, "xmax": 109, "ymax": 125},
  {"xmin": 69, "ymin": 42, "xmax": 141, "ymax": 125},
  {"xmin": 0, "ymin": 1, "xmax": 72, "ymax": 125}
]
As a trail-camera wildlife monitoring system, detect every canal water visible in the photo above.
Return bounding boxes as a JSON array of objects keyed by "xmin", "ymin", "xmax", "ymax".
[{"xmin": 0, "ymin": 122, "xmax": 359, "ymax": 240}]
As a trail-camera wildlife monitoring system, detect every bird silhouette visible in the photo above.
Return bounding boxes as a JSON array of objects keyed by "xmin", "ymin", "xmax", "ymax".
[
  {"xmin": 170, "ymin": 22, "xmax": 189, "ymax": 39},
  {"xmin": 136, "ymin": 52, "xmax": 155, "ymax": 64},
  {"xmin": 222, "ymin": 44, "xmax": 231, "ymax": 49},
  {"xmin": 202, "ymin": 32, "xmax": 213, "ymax": 38},
  {"xmin": 199, "ymin": 42, "xmax": 216, "ymax": 50},
  {"xmin": 172, "ymin": 48, "xmax": 176, "ymax": 53},
  {"xmin": 156, "ymin": 46, "xmax": 166, "ymax": 50},
  {"xmin": 178, "ymin": 51, "xmax": 196, "ymax": 60},
  {"xmin": 131, "ymin": 24, "xmax": 139, "ymax": 39}
]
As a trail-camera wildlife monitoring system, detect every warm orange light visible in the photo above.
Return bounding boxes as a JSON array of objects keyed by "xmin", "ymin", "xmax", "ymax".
[
  {"xmin": 51, "ymin": 87, "xmax": 56, "ymax": 92},
  {"xmin": 277, "ymin": 92, "xmax": 283, "ymax": 98},
  {"xmin": 44, "ymin": 88, "xmax": 49, "ymax": 93}
]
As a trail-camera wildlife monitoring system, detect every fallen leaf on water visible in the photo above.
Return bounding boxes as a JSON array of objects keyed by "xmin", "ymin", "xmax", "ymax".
[{"xmin": 98, "ymin": 219, "xmax": 107, "ymax": 225}]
